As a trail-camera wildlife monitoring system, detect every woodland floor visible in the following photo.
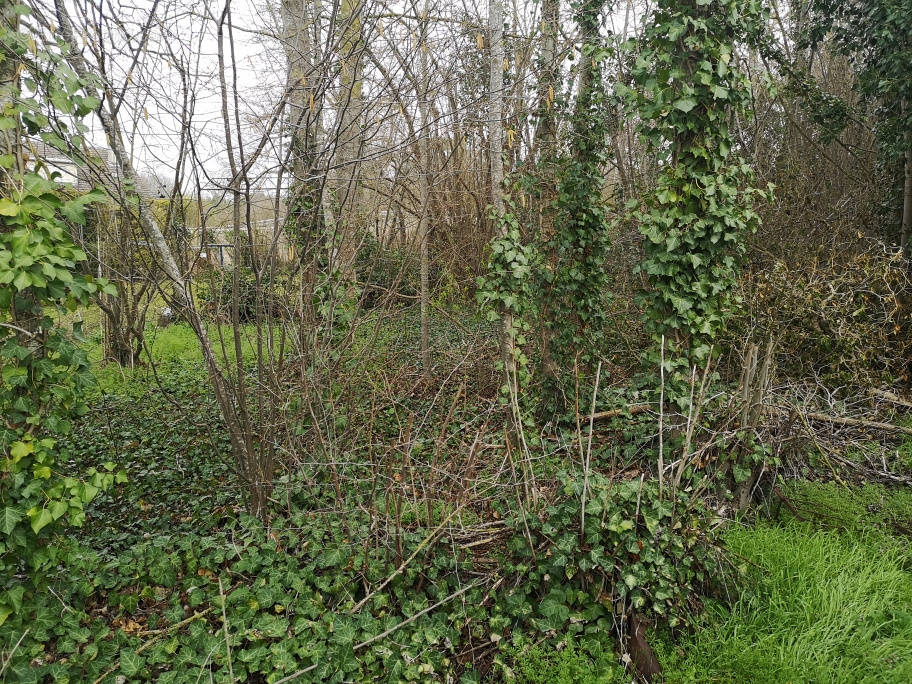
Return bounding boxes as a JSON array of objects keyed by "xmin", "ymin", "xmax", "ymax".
[{"xmin": 6, "ymin": 307, "xmax": 912, "ymax": 683}]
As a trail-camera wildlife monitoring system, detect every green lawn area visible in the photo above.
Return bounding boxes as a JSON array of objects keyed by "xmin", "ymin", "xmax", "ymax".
[{"xmin": 655, "ymin": 487, "xmax": 912, "ymax": 683}]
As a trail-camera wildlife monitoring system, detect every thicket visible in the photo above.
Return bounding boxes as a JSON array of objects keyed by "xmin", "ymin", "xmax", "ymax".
[{"xmin": 3, "ymin": 0, "xmax": 912, "ymax": 681}]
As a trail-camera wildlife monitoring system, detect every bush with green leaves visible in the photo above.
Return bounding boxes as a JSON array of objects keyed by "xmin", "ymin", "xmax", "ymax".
[
  {"xmin": 0, "ymin": 364, "xmax": 491, "ymax": 682},
  {"xmin": 2, "ymin": 503, "xmax": 491, "ymax": 682},
  {"xmin": 0, "ymin": 4, "xmax": 123, "ymax": 626}
]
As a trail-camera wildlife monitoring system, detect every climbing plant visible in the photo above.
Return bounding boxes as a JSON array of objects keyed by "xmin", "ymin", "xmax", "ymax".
[
  {"xmin": 478, "ymin": 203, "xmax": 539, "ymax": 403},
  {"xmin": 623, "ymin": 0, "xmax": 772, "ymax": 380},
  {"xmin": 0, "ymin": 8, "xmax": 121, "ymax": 625},
  {"xmin": 537, "ymin": 0, "xmax": 614, "ymax": 408}
]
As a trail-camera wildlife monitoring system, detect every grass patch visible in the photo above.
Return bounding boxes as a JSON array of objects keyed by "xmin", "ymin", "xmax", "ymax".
[
  {"xmin": 778, "ymin": 479, "xmax": 912, "ymax": 536},
  {"xmin": 659, "ymin": 521, "xmax": 912, "ymax": 683}
]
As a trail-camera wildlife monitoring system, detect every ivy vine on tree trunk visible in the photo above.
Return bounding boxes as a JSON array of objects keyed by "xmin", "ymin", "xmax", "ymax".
[
  {"xmin": 538, "ymin": 0, "xmax": 615, "ymax": 410},
  {"xmin": 479, "ymin": 0, "xmax": 615, "ymax": 416},
  {"xmin": 623, "ymin": 0, "xmax": 772, "ymax": 388}
]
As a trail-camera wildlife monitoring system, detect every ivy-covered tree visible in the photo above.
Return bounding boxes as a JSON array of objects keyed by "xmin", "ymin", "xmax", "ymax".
[
  {"xmin": 0, "ymin": 8, "xmax": 121, "ymax": 625},
  {"xmin": 538, "ymin": 0, "xmax": 614, "ymax": 406},
  {"xmin": 479, "ymin": 0, "xmax": 614, "ymax": 413},
  {"xmin": 625, "ymin": 0, "xmax": 771, "ymax": 377}
]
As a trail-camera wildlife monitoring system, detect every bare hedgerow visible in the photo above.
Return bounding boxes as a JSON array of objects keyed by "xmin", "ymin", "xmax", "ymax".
[{"xmin": 724, "ymin": 240, "xmax": 912, "ymax": 388}]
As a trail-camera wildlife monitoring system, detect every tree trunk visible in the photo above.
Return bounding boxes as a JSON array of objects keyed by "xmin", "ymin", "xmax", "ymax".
[
  {"xmin": 902, "ymin": 125, "xmax": 911, "ymax": 261},
  {"xmin": 0, "ymin": 3, "xmax": 21, "ymax": 187},
  {"xmin": 534, "ymin": 0, "xmax": 559, "ymax": 158},
  {"xmin": 489, "ymin": 0, "xmax": 516, "ymax": 396},
  {"xmin": 534, "ymin": 0, "xmax": 560, "ymax": 383},
  {"xmin": 489, "ymin": 0, "xmax": 505, "ymax": 217},
  {"xmin": 281, "ymin": 0, "xmax": 323, "ymax": 351},
  {"xmin": 330, "ymin": 0, "xmax": 365, "ymax": 279},
  {"xmin": 418, "ymin": 7, "xmax": 432, "ymax": 378}
]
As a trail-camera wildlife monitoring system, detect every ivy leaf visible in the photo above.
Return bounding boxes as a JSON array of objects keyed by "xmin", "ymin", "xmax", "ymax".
[
  {"xmin": 539, "ymin": 597, "xmax": 569, "ymax": 622},
  {"xmin": 12, "ymin": 270, "xmax": 31, "ymax": 292},
  {"xmin": 10, "ymin": 440, "xmax": 34, "ymax": 462},
  {"xmin": 119, "ymin": 649, "xmax": 144, "ymax": 676},
  {"xmin": 29, "ymin": 507, "xmax": 54, "ymax": 534},
  {"xmin": 0, "ymin": 506, "xmax": 23, "ymax": 535},
  {"xmin": 674, "ymin": 97, "xmax": 697, "ymax": 113},
  {"xmin": 0, "ymin": 198, "xmax": 19, "ymax": 216},
  {"xmin": 712, "ymin": 85, "xmax": 729, "ymax": 99},
  {"xmin": 61, "ymin": 189, "xmax": 106, "ymax": 224},
  {"xmin": 4, "ymin": 586, "xmax": 25, "ymax": 613}
]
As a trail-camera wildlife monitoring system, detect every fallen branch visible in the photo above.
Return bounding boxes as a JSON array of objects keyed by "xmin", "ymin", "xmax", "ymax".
[
  {"xmin": 829, "ymin": 451, "xmax": 912, "ymax": 485},
  {"xmin": 869, "ymin": 388, "xmax": 912, "ymax": 409},
  {"xmin": 588, "ymin": 404, "xmax": 652, "ymax": 423},
  {"xmin": 349, "ymin": 506, "xmax": 462, "ymax": 614},
  {"xmin": 353, "ymin": 580, "xmax": 481, "ymax": 651},
  {"xmin": 799, "ymin": 410, "xmax": 912, "ymax": 437}
]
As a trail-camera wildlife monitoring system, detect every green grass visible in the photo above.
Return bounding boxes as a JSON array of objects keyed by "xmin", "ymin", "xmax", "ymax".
[
  {"xmin": 658, "ymin": 521, "xmax": 912, "ymax": 683},
  {"xmin": 778, "ymin": 480, "xmax": 912, "ymax": 537}
]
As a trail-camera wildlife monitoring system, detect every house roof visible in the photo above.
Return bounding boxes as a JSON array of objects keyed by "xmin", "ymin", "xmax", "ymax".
[{"xmin": 24, "ymin": 139, "xmax": 167, "ymax": 198}]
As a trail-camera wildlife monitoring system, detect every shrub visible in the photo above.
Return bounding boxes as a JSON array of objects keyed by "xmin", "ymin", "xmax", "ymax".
[
  {"xmin": 197, "ymin": 266, "xmax": 294, "ymax": 322},
  {"xmin": 725, "ymin": 242, "xmax": 912, "ymax": 387},
  {"xmin": 496, "ymin": 471, "xmax": 724, "ymax": 637}
]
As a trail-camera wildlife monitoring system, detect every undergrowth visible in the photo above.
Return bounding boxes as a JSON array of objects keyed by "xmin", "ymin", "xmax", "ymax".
[
  {"xmin": 497, "ymin": 637, "xmax": 624, "ymax": 683},
  {"xmin": 6, "ymin": 312, "xmax": 911, "ymax": 683}
]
